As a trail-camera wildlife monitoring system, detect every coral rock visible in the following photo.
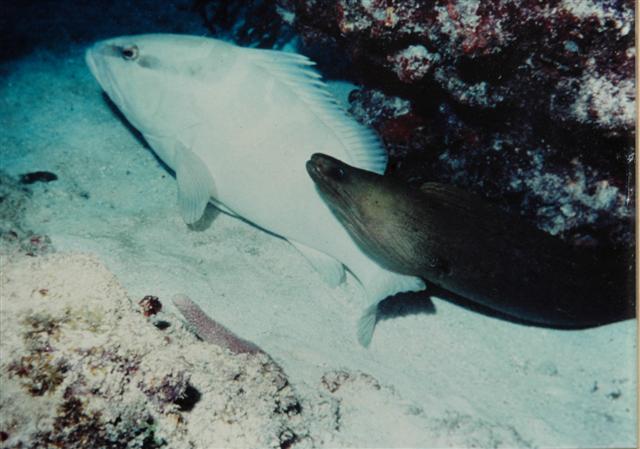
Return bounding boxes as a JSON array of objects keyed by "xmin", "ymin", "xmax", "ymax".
[
  {"xmin": 0, "ymin": 254, "xmax": 337, "ymax": 448},
  {"xmin": 277, "ymin": 0, "xmax": 635, "ymax": 249}
]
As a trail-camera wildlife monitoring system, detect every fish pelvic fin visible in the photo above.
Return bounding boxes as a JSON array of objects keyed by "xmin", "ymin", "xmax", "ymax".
[
  {"xmin": 357, "ymin": 304, "xmax": 379, "ymax": 347},
  {"xmin": 290, "ymin": 240, "xmax": 345, "ymax": 287},
  {"xmin": 175, "ymin": 141, "xmax": 215, "ymax": 225},
  {"xmin": 357, "ymin": 271, "xmax": 426, "ymax": 347}
]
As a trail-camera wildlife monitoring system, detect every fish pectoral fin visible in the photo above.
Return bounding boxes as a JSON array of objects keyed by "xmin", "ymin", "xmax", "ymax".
[
  {"xmin": 289, "ymin": 241, "xmax": 345, "ymax": 287},
  {"xmin": 175, "ymin": 143, "xmax": 215, "ymax": 225}
]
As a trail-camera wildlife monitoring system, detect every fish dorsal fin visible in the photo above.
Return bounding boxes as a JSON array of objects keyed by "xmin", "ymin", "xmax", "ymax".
[{"xmin": 244, "ymin": 48, "xmax": 388, "ymax": 175}]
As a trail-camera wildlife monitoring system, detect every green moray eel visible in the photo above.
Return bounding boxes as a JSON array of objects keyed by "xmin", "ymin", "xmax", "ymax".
[{"xmin": 306, "ymin": 153, "xmax": 635, "ymax": 328}]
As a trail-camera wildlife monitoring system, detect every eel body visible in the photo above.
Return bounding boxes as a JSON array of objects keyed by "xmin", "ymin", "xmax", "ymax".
[{"xmin": 307, "ymin": 153, "xmax": 635, "ymax": 328}]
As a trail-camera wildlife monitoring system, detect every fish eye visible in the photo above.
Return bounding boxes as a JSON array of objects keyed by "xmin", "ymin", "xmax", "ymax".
[
  {"xmin": 121, "ymin": 45, "xmax": 139, "ymax": 61},
  {"xmin": 327, "ymin": 165, "xmax": 346, "ymax": 181}
]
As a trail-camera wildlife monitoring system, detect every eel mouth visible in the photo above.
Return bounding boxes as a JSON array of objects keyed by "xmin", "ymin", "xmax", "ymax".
[
  {"xmin": 306, "ymin": 153, "xmax": 378, "ymax": 257},
  {"xmin": 306, "ymin": 153, "xmax": 349, "ymax": 203},
  {"xmin": 306, "ymin": 153, "xmax": 357, "ymax": 217}
]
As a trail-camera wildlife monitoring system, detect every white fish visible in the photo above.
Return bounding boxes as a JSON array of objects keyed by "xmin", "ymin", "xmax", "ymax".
[{"xmin": 85, "ymin": 34, "xmax": 425, "ymax": 346}]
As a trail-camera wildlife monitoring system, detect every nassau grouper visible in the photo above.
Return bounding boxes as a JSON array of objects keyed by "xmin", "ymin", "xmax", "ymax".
[
  {"xmin": 85, "ymin": 34, "xmax": 425, "ymax": 346},
  {"xmin": 306, "ymin": 153, "xmax": 635, "ymax": 328}
]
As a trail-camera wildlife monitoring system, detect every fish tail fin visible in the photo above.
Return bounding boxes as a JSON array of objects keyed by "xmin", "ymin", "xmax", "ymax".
[{"xmin": 357, "ymin": 270, "xmax": 426, "ymax": 347}]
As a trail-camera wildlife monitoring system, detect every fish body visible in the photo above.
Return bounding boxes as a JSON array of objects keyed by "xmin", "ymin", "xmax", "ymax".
[
  {"xmin": 307, "ymin": 153, "xmax": 635, "ymax": 328},
  {"xmin": 85, "ymin": 34, "xmax": 425, "ymax": 346}
]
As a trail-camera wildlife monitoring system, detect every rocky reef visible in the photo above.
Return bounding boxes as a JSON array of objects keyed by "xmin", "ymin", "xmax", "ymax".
[
  {"xmin": 0, "ymin": 253, "xmax": 335, "ymax": 449},
  {"xmin": 199, "ymin": 0, "xmax": 635, "ymax": 252}
]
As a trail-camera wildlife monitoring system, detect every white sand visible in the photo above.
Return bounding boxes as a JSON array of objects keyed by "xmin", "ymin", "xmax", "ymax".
[{"xmin": 0, "ymin": 41, "xmax": 636, "ymax": 447}]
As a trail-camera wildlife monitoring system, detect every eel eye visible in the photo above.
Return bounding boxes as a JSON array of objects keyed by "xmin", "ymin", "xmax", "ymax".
[
  {"xmin": 327, "ymin": 165, "xmax": 346, "ymax": 181},
  {"xmin": 121, "ymin": 45, "xmax": 139, "ymax": 61}
]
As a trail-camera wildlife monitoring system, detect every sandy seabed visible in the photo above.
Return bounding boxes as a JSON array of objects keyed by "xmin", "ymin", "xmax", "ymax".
[{"xmin": 0, "ymin": 38, "xmax": 637, "ymax": 448}]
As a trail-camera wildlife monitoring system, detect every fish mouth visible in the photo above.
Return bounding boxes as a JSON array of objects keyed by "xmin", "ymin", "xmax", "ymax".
[
  {"xmin": 306, "ymin": 154, "xmax": 370, "ymax": 244},
  {"xmin": 306, "ymin": 153, "xmax": 355, "ymax": 217},
  {"xmin": 306, "ymin": 152, "xmax": 349, "ymax": 181},
  {"xmin": 305, "ymin": 155, "xmax": 326, "ymax": 187},
  {"xmin": 85, "ymin": 43, "xmax": 112, "ymax": 92},
  {"xmin": 306, "ymin": 153, "xmax": 346, "ymax": 200},
  {"xmin": 85, "ymin": 42, "xmax": 126, "ymax": 109},
  {"xmin": 85, "ymin": 46, "xmax": 100, "ymax": 82}
]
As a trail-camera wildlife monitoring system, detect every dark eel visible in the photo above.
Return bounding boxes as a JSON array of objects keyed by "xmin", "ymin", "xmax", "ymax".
[{"xmin": 306, "ymin": 153, "xmax": 635, "ymax": 328}]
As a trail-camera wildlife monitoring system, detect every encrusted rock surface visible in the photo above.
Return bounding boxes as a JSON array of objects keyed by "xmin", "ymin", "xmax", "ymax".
[
  {"xmin": 269, "ymin": 0, "xmax": 635, "ymax": 250},
  {"xmin": 193, "ymin": 0, "xmax": 295, "ymax": 48},
  {"xmin": 0, "ymin": 253, "xmax": 338, "ymax": 448}
]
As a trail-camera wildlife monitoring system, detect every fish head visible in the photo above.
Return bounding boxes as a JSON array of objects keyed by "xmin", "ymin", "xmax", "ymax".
[
  {"xmin": 307, "ymin": 153, "xmax": 425, "ymax": 273},
  {"xmin": 85, "ymin": 34, "xmax": 236, "ymax": 137},
  {"xmin": 306, "ymin": 153, "xmax": 390, "ymax": 235}
]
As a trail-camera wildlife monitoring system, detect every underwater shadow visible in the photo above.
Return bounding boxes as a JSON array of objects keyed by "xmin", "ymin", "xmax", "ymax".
[
  {"xmin": 102, "ymin": 93, "xmax": 164, "ymax": 165},
  {"xmin": 375, "ymin": 284, "xmax": 544, "ymax": 326},
  {"xmin": 398, "ymin": 282, "xmax": 637, "ymax": 330},
  {"xmin": 376, "ymin": 290, "xmax": 436, "ymax": 322},
  {"xmin": 188, "ymin": 204, "xmax": 221, "ymax": 231}
]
